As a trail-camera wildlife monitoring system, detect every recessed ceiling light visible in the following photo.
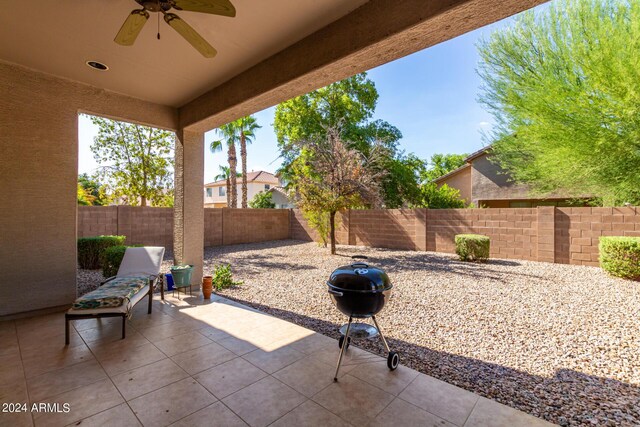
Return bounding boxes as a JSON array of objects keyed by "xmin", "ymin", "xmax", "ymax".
[{"xmin": 86, "ymin": 61, "xmax": 108, "ymax": 71}]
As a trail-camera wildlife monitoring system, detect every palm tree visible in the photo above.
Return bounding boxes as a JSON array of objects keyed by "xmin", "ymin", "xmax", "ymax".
[
  {"xmin": 211, "ymin": 125, "xmax": 240, "ymax": 208},
  {"xmin": 214, "ymin": 165, "xmax": 233, "ymax": 207},
  {"xmin": 236, "ymin": 116, "xmax": 261, "ymax": 208}
]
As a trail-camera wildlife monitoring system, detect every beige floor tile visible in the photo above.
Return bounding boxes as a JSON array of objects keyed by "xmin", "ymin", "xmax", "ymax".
[
  {"xmin": 98, "ymin": 342, "xmax": 167, "ymax": 376},
  {"xmin": 222, "ymin": 377, "xmax": 305, "ymax": 427},
  {"xmin": 86, "ymin": 333, "xmax": 151, "ymax": 360},
  {"xmin": 0, "ymin": 410, "xmax": 33, "ymax": 427},
  {"xmin": 19, "ymin": 329, "xmax": 84, "ymax": 357},
  {"xmin": 217, "ymin": 336, "xmax": 258, "ymax": 356},
  {"xmin": 154, "ymin": 332, "xmax": 212, "ymax": 357},
  {"xmin": 16, "ymin": 313, "xmax": 65, "ymax": 337},
  {"xmin": 127, "ymin": 311, "xmax": 175, "ymax": 330},
  {"xmin": 22, "ymin": 343, "xmax": 95, "ymax": 379},
  {"xmin": 76, "ymin": 322, "xmax": 132, "ymax": 344},
  {"xmin": 0, "ymin": 377, "xmax": 28, "ymax": 404},
  {"xmin": 370, "ymin": 398, "xmax": 456, "ymax": 427},
  {"xmin": 0, "ymin": 353, "xmax": 26, "ymax": 384},
  {"xmin": 171, "ymin": 342, "xmax": 236, "ymax": 375},
  {"xmin": 347, "ymin": 360, "xmax": 419, "ymax": 395},
  {"xmin": 170, "ymin": 401, "xmax": 248, "ymax": 427},
  {"xmin": 0, "ymin": 336, "xmax": 20, "ymax": 359},
  {"xmin": 111, "ymin": 358, "xmax": 188, "ymax": 400},
  {"xmin": 194, "ymin": 357, "xmax": 267, "ymax": 399},
  {"xmin": 270, "ymin": 400, "xmax": 350, "ymax": 427},
  {"xmin": 129, "ymin": 378, "xmax": 216, "ymax": 427},
  {"xmin": 196, "ymin": 326, "xmax": 232, "ymax": 342},
  {"xmin": 310, "ymin": 345, "xmax": 381, "ymax": 376},
  {"xmin": 139, "ymin": 322, "xmax": 194, "ymax": 342},
  {"xmin": 463, "ymin": 397, "xmax": 554, "ymax": 427},
  {"xmin": 398, "ymin": 374, "xmax": 479, "ymax": 426},
  {"xmin": 71, "ymin": 317, "xmax": 122, "ymax": 332},
  {"xmin": 27, "ymin": 359, "xmax": 107, "ymax": 402},
  {"xmin": 65, "ymin": 402, "xmax": 141, "ymax": 427},
  {"xmin": 242, "ymin": 345, "xmax": 305, "ymax": 374},
  {"xmin": 312, "ymin": 374, "xmax": 394, "ymax": 426},
  {"xmin": 288, "ymin": 333, "xmax": 336, "ymax": 355},
  {"xmin": 272, "ymin": 356, "xmax": 335, "ymax": 397},
  {"xmin": 32, "ymin": 378, "xmax": 124, "ymax": 427}
]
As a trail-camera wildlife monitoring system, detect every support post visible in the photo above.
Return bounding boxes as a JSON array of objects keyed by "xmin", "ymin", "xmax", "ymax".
[{"xmin": 174, "ymin": 130, "xmax": 205, "ymax": 290}]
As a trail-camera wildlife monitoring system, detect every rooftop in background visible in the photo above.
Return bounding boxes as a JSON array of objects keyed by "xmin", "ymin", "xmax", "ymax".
[{"xmin": 204, "ymin": 170, "xmax": 280, "ymax": 187}]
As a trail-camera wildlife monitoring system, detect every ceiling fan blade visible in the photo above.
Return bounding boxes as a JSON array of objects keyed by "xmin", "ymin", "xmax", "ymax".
[
  {"xmin": 114, "ymin": 9, "xmax": 149, "ymax": 46},
  {"xmin": 172, "ymin": 0, "xmax": 236, "ymax": 17},
  {"xmin": 164, "ymin": 13, "xmax": 217, "ymax": 58}
]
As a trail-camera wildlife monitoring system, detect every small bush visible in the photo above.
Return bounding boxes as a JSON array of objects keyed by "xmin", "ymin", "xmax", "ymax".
[
  {"xmin": 455, "ymin": 234, "xmax": 490, "ymax": 262},
  {"xmin": 77, "ymin": 235, "xmax": 126, "ymax": 269},
  {"xmin": 212, "ymin": 264, "xmax": 242, "ymax": 290},
  {"xmin": 100, "ymin": 245, "xmax": 141, "ymax": 278},
  {"xmin": 599, "ymin": 236, "xmax": 640, "ymax": 281}
]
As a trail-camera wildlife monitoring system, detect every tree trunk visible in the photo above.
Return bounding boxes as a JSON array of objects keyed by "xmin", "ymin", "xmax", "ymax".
[
  {"xmin": 141, "ymin": 196, "xmax": 147, "ymax": 207},
  {"xmin": 228, "ymin": 143, "xmax": 238, "ymax": 208},
  {"xmin": 240, "ymin": 133, "xmax": 248, "ymax": 208},
  {"xmin": 226, "ymin": 179, "xmax": 231, "ymax": 207},
  {"xmin": 329, "ymin": 210, "xmax": 336, "ymax": 255}
]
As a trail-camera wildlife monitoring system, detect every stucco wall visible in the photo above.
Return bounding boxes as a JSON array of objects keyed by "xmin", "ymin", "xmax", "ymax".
[
  {"xmin": 436, "ymin": 166, "xmax": 472, "ymax": 202},
  {"xmin": 0, "ymin": 61, "xmax": 177, "ymax": 318},
  {"xmin": 471, "ymin": 155, "xmax": 531, "ymax": 205}
]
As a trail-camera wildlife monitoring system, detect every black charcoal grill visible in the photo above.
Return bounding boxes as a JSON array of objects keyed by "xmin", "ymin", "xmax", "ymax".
[{"xmin": 327, "ymin": 255, "xmax": 399, "ymax": 381}]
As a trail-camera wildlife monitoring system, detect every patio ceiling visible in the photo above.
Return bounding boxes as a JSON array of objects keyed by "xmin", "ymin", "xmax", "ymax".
[{"xmin": 0, "ymin": 0, "xmax": 367, "ymax": 107}]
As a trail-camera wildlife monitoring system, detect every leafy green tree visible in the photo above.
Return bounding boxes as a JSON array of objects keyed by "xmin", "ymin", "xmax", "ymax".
[
  {"xmin": 214, "ymin": 165, "xmax": 241, "ymax": 207},
  {"xmin": 291, "ymin": 128, "xmax": 387, "ymax": 255},
  {"xmin": 77, "ymin": 173, "xmax": 108, "ymax": 206},
  {"xmin": 77, "ymin": 183, "xmax": 92, "ymax": 206},
  {"xmin": 417, "ymin": 183, "xmax": 466, "ymax": 209},
  {"xmin": 248, "ymin": 191, "xmax": 275, "ymax": 209},
  {"xmin": 211, "ymin": 115, "xmax": 261, "ymax": 208},
  {"xmin": 421, "ymin": 153, "xmax": 468, "ymax": 182},
  {"xmin": 89, "ymin": 116, "xmax": 174, "ymax": 207},
  {"xmin": 274, "ymin": 73, "xmax": 418, "ymax": 207},
  {"xmin": 477, "ymin": 0, "xmax": 640, "ymax": 205}
]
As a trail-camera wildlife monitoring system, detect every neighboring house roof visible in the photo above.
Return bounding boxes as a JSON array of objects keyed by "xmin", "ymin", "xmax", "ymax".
[
  {"xmin": 205, "ymin": 170, "xmax": 280, "ymax": 187},
  {"xmin": 433, "ymin": 145, "xmax": 492, "ymax": 184},
  {"xmin": 268, "ymin": 186, "xmax": 288, "ymax": 197}
]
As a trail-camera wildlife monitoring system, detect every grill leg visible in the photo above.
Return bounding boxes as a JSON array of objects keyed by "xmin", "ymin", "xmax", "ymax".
[
  {"xmin": 372, "ymin": 315, "xmax": 391, "ymax": 354},
  {"xmin": 334, "ymin": 316, "xmax": 353, "ymax": 382}
]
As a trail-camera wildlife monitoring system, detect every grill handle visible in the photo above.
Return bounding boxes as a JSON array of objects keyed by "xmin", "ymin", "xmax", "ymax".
[{"xmin": 327, "ymin": 289, "xmax": 344, "ymax": 297}]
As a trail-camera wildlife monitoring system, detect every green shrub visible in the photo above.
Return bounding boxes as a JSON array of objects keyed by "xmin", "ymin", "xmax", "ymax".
[
  {"xmin": 599, "ymin": 236, "xmax": 640, "ymax": 281},
  {"xmin": 77, "ymin": 235, "xmax": 126, "ymax": 269},
  {"xmin": 212, "ymin": 264, "xmax": 243, "ymax": 290},
  {"xmin": 455, "ymin": 234, "xmax": 490, "ymax": 262},
  {"xmin": 100, "ymin": 245, "xmax": 141, "ymax": 278}
]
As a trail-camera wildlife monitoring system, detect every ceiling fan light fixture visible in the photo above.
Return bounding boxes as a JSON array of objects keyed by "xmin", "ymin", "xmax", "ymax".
[{"xmin": 86, "ymin": 61, "xmax": 109, "ymax": 71}]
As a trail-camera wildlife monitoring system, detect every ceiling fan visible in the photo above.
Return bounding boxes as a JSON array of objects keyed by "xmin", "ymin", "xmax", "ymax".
[{"xmin": 114, "ymin": 0, "xmax": 236, "ymax": 58}]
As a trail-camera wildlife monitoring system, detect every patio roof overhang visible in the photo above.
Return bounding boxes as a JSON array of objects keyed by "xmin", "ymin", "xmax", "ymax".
[{"xmin": 0, "ymin": 0, "xmax": 546, "ymax": 318}]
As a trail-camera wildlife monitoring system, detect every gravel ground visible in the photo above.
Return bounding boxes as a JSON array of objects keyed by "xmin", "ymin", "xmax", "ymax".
[{"xmin": 77, "ymin": 240, "xmax": 640, "ymax": 426}]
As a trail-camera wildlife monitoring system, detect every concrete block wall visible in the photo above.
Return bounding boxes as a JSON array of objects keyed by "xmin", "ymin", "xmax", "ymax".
[
  {"xmin": 349, "ymin": 209, "xmax": 422, "ymax": 250},
  {"xmin": 555, "ymin": 207, "xmax": 640, "ymax": 266},
  {"xmin": 221, "ymin": 209, "xmax": 290, "ymax": 245}
]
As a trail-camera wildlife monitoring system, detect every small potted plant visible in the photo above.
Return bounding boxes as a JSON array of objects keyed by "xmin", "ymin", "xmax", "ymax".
[
  {"xmin": 212, "ymin": 264, "xmax": 242, "ymax": 291},
  {"xmin": 170, "ymin": 264, "xmax": 194, "ymax": 288}
]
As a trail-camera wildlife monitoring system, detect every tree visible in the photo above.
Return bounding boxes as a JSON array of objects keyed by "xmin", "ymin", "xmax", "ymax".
[
  {"xmin": 421, "ymin": 153, "xmax": 468, "ymax": 182},
  {"xmin": 274, "ymin": 73, "xmax": 417, "ymax": 207},
  {"xmin": 211, "ymin": 125, "xmax": 239, "ymax": 208},
  {"xmin": 90, "ymin": 116, "xmax": 174, "ymax": 207},
  {"xmin": 214, "ymin": 165, "xmax": 241, "ymax": 207},
  {"xmin": 477, "ymin": 0, "xmax": 640, "ymax": 206},
  {"xmin": 417, "ymin": 183, "xmax": 467, "ymax": 209},
  {"xmin": 236, "ymin": 116, "xmax": 261, "ymax": 208},
  {"xmin": 291, "ymin": 127, "xmax": 387, "ymax": 255},
  {"xmin": 249, "ymin": 191, "xmax": 275, "ymax": 209},
  {"xmin": 77, "ymin": 173, "xmax": 108, "ymax": 206}
]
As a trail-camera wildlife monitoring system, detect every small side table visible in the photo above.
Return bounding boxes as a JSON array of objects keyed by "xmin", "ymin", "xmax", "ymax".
[{"xmin": 172, "ymin": 283, "xmax": 193, "ymax": 300}]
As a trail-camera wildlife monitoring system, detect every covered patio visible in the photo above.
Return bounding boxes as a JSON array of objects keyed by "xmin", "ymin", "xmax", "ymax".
[
  {"xmin": 1, "ymin": 293, "xmax": 552, "ymax": 426},
  {"xmin": 0, "ymin": 0, "xmax": 551, "ymax": 425}
]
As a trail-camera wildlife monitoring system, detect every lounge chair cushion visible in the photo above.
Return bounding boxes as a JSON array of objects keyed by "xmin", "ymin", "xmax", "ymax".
[{"xmin": 72, "ymin": 275, "xmax": 149, "ymax": 310}]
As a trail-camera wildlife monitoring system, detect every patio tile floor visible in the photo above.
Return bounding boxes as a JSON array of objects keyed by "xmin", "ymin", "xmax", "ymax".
[{"xmin": 0, "ymin": 294, "xmax": 556, "ymax": 427}]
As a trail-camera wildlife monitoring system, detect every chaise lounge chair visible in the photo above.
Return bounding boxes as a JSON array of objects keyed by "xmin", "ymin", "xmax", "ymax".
[{"xmin": 65, "ymin": 246, "xmax": 165, "ymax": 344}]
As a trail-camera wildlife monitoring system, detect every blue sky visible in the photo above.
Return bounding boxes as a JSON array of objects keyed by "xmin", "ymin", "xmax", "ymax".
[{"xmin": 78, "ymin": 7, "xmax": 538, "ymax": 184}]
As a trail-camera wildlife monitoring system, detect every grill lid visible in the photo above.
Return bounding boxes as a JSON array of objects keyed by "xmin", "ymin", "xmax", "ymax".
[{"xmin": 328, "ymin": 257, "xmax": 391, "ymax": 292}]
